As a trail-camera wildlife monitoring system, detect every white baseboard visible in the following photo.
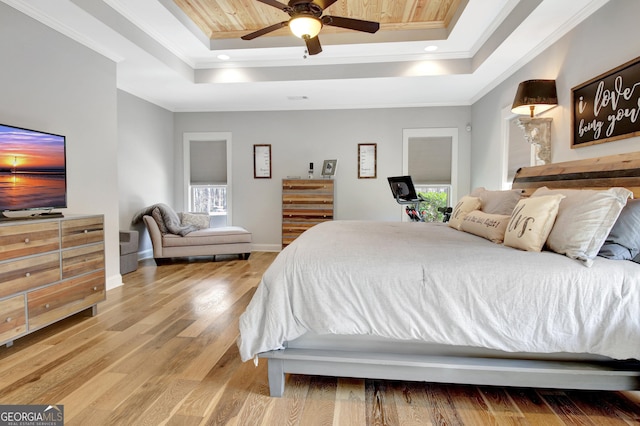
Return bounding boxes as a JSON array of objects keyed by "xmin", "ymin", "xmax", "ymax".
[
  {"xmin": 134, "ymin": 245, "xmax": 280, "ymax": 262},
  {"xmin": 138, "ymin": 248, "xmax": 154, "ymax": 260},
  {"xmin": 106, "ymin": 274, "xmax": 123, "ymax": 290}
]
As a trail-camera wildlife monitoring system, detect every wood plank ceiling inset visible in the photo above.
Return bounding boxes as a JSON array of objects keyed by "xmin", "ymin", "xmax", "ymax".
[{"xmin": 172, "ymin": 0, "xmax": 464, "ymax": 40}]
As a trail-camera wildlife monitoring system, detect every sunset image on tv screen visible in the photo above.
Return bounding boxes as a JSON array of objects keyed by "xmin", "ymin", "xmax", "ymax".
[
  {"xmin": 0, "ymin": 124, "xmax": 66, "ymax": 211},
  {"xmin": 0, "ymin": 125, "xmax": 65, "ymax": 173}
]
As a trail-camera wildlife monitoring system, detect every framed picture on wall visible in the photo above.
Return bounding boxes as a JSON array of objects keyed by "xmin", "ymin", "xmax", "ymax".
[
  {"xmin": 571, "ymin": 55, "xmax": 640, "ymax": 148},
  {"xmin": 322, "ymin": 159, "xmax": 337, "ymax": 177},
  {"xmin": 253, "ymin": 144, "xmax": 271, "ymax": 178},
  {"xmin": 358, "ymin": 143, "xmax": 377, "ymax": 178}
]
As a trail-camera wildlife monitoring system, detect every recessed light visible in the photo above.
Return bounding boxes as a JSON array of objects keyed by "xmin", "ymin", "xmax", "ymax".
[
  {"xmin": 424, "ymin": 45, "xmax": 438, "ymax": 52},
  {"xmin": 217, "ymin": 54, "xmax": 230, "ymax": 60}
]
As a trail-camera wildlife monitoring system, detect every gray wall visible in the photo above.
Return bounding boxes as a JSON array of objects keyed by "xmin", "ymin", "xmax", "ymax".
[
  {"xmin": 118, "ymin": 91, "xmax": 174, "ymax": 253},
  {"xmin": 0, "ymin": 4, "xmax": 121, "ymax": 289},
  {"xmin": 471, "ymin": 0, "xmax": 640, "ymax": 190},
  {"xmin": 174, "ymin": 107, "xmax": 472, "ymax": 249},
  {"xmin": 7, "ymin": 0, "xmax": 637, "ymax": 263}
]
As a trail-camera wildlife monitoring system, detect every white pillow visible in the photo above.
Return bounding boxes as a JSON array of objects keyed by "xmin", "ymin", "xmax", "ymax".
[
  {"xmin": 504, "ymin": 194, "xmax": 565, "ymax": 252},
  {"xmin": 460, "ymin": 210, "xmax": 511, "ymax": 243},
  {"xmin": 531, "ymin": 187, "xmax": 632, "ymax": 266},
  {"xmin": 448, "ymin": 196, "xmax": 481, "ymax": 230},
  {"xmin": 180, "ymin": 212, "xmax": 210, "ymax": 229}
]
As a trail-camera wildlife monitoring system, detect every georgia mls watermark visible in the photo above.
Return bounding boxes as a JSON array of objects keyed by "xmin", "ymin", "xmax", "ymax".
[{"xmin": 0, "ymin": 405, "xmax": 64, "ymax": 426}]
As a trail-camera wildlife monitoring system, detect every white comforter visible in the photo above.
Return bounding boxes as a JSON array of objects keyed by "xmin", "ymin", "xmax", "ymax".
[{"xmin": 238, "ymin": 221, "xmax": 640, "ymax": 362}]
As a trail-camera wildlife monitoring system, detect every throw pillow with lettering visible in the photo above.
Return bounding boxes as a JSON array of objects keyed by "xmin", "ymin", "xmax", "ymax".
[
  {"xmin": 504, "ymin": 194, "xmax": 565, "ymax": 252},
  {"xmin": 460, "ymin": 210, "xmax": 511, "ymax": 243},
  {"xmin": 448, "ymin": 196, "xmax": 481, "ymax": 230}
]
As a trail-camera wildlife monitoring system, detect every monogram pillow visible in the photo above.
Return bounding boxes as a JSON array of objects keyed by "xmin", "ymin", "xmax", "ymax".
[
  {"xmin": 504, "ymin": 194, "xmax": 565, "ymax": 252},
  {"xmin": 448, "ymin": 196, "xmax": 481, "ymax": 230}
]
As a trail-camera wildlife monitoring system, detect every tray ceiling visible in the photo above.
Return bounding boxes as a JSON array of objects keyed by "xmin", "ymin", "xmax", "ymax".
[
  {"xmin": 2, "ymin": 0, "xmax": 611, "ymax": 111},
  {"xmin": 172, "ymin": 0, "xmax": 464, "ymax": 40}
]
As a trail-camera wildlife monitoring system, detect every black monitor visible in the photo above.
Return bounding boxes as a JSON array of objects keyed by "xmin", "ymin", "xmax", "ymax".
[{"xmin": 387, "ymin": 176, "xmax": 419, "ymax": 201}]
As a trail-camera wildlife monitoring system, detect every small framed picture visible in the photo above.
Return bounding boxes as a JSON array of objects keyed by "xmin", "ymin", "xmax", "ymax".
[
  {"xmin": 253, "ymin": 144, "xmax": 271, "ymax": 179},
  {"xmin": 322, "ymin": 159, "xmax": 337, "ymax": 177},
  {"xmin": 358, "ymin": 143, "xmax": 377, "ymax": 179}
]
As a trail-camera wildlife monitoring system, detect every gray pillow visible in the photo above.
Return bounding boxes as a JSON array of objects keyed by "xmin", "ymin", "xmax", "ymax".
[
  {"xmin": 151, "ymin": 207, "xmax": 169, "ymax": 234},
  {"xmin": 598, "ymin": 199, "xmax": 640, "ymax": 261},
  {"xmin": 469, "ymin": 187, "xmax": 524, "ymax": 216}
]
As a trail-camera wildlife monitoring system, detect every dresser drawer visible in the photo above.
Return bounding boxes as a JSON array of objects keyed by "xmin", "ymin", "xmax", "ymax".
[
  {"xmin": 282, "ymin": 207, "xmax": 333, "ymax": 219},
  {"xmin": 0, "ymin": 253, "xmax": 60, "ymax": 299},
  {"xmin": 0, "ymin": 295, "xmax": 26, "ymax": 344},
  {"xmin": 61, "ymin": 217, "xmax": 104, "ymax": 249},
  {"xmin": 62, "ymin": 243, "xmax": 104, "ymax": 279},
  {"xmin": 0, "ymin": 222, "xmax": 60, "ymax": 261},
  {"xmin": 27, "ymin": 270, "xmax": 105, "ymax": 330},
  {"xmin": 282, "ymin": 194, "xmax": 334, "ymax": 205},
  {"xmin": 282, "ymin": 180, "xmax": 334, "ymax": 192}
]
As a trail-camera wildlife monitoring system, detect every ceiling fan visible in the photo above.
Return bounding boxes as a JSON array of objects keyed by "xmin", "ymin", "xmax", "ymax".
[{"xmin": 241, "ymin": 0, "xmax": 380, "ymax": 55}]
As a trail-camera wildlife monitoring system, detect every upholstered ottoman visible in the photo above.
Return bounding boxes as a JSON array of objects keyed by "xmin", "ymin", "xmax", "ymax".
[{"xmin": 119, "ymin": 230, "xmax": 139, "ymax": 274}]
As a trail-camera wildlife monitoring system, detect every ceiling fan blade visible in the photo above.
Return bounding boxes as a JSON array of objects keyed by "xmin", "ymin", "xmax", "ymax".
[
  {"xmin": 241, "ymin": 21, "xmax": 289, "ymax": 40},
  {"xmin": 322, "ymin": 15, "xmax": 380, "ymax": 33},
  {"xmin": 304, "ymin": 36, "xmax": 322, "ymax": 55},
  {"xmin": 312, "ymin": 0, "xmax": 338, "ymax": 10},
  {"xmin": 254, "ymin": 0, "xmax": 291, "ymax": 12}
]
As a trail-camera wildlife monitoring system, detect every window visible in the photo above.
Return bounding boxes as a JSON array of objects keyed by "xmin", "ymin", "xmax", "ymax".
[
  {"xmin": 183, "ymin": 134, "xmax": 231, "ymax": 227},
  {"xmin": 403, "ymin": 128, "xmax": 458, "ymax": 222},
  {"xmin": 190, "ymin": 184, "xmax": 227, "ymax": 214},
  {"xmin": 414, "ymin": 184, "xmax": 450, "ymax": 222}
]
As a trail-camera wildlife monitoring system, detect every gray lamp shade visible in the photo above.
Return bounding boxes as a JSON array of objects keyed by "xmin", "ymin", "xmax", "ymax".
[{"xmin": 511, "ymin": 79, "xmax": 558, "ymax": 117}]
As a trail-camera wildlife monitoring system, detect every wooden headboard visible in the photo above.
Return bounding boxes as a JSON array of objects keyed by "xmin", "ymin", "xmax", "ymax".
[{"xmin": 512, "ymin": 151, "xmax": 640, "ymax": 198}]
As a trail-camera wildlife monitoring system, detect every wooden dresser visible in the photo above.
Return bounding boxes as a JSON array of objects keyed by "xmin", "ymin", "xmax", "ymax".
[
  {"xmin": 282, "ymin": 179, "xmax": 334, "ymax": 248},
  {"xmin": 0, "ymin": 215, "xmax": 105, "ymax": 346}
]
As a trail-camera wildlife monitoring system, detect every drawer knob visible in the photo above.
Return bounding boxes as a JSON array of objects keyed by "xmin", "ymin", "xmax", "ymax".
[
  {"xmin": 25, "ymin": 272, "xmax": 31, "ymax": 278},
  {"xmin": 84, "ymin": 229, "xmax": 88, "ymax": 234},
  {"xmin": 24, "ymin": 238, "xmax": 30, "ymax": 244},
  {"xmin": 45, "ymin": 304, "xmax": 50, "ymax": 309},
  {"xmin": 5, "ymin": 317, "xmax": 11, "ymax": 323},
  {"xmin": 93, "ymin": 286, "xmax": 98, "ymax": 291}
]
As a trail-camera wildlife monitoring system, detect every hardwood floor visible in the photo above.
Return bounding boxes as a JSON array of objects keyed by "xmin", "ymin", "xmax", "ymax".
[{"xmin": 0, "ymin": 251, "xmax": 638, "ymax": 425}]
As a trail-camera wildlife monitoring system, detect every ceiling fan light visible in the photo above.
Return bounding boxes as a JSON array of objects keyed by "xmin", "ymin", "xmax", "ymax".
[{"xmin": 289, "ymin": 16, "xmax": 322, "ymax": 39}]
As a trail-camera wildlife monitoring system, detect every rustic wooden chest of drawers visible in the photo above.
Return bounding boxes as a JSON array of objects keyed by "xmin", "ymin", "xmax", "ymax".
[
  {"xmin": 0, "ymin": 215, "xmax": 105, "ymax": 346},
  {"xmin": 282, "ymin": 179, "xmax": 334, "ymax": 248}
]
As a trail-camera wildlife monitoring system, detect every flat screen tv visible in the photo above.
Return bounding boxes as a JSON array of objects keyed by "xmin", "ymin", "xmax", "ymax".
[{"xmin": 0, "ymin": 123, "xmax": 67, "ymax": 217}]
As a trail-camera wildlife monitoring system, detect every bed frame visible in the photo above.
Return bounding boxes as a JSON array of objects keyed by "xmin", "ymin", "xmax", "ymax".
[{"xmin": 260, "ymin": 151, "xmax": 640, "ymax": 397}]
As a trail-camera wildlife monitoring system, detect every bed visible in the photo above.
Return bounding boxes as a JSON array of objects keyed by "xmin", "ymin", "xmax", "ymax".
[{"xmin": 238, "ymin": 152, "xmax": 640, "ymax": 397}]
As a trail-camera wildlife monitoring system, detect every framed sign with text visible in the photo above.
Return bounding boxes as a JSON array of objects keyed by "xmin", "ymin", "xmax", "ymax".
[
  {"xmin": 572, "ymin": 56, "xmax": 640, "ymax": 148},
  {"xmin": 358, "ymin": 143, "xmax": 377, "ymax": 178},
  {"xmin": 253, "ymin": 144, "xmax": 271, "ymax": 178}
]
